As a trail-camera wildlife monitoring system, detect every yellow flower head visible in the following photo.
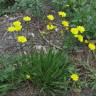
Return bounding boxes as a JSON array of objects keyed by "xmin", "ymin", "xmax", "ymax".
[
  {"xmin": 58, "ymin": 11, "xmax": 67, "ymax": 17},
  {"xmin": 23, "ymin": 16, "xmax": 31, "ymax": 21},
  {"xmin": 70, "ymin": 28, "xmax": 79, "ymax": 35},
  {"xmin": 77, "ymin": 35, "xmax": 83, "ymax": 42},
  {"xmin": 26, "ymin": 74, "xmax": 31, "ymax": 80},
  {"xmin": 88, "ymin": 43, "xmax": 96, "ymax": 50},
  {"xmin": 71, "ymin": 74, "xmax": 79, "ymax": 81},
  {"xmin": 15, "ymin": 25, "xmax": 22, "ymax": 31},
  {"xmin": 77, "ymin": 26, "xmax": 85, "ymax": 33},
  {"xmin": 17, "ymin": 36, "xmax": 27, "ymax": 43},
  {"xmin": 47, "ymin": 15, "xmax": 55, "ymax": 21},
  {"xmin": 13, "ymin": 21, "xmax": 21, "ymax": 27},
  {"xmin": 62, "ymin": 21, "xmax": 69, "ymax": 27},
  {"xmin": 7, "ymin": 26, "xmax": 16, "ymax": 32},
  {"xmin": 47, "ymin": 24, "xmax": 57, "ymax": 30}
]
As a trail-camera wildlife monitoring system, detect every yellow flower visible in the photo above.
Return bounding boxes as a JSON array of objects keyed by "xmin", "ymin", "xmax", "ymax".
[
  {"xmin": 47, "ymin": 15, "xmax": 55, "ymax": 21},
  {"xmin": 15, "ymin": 25, "xmax": 22, "ymax": 31},
  {"xmin": 17, "ymin": 36, "xmax": 27, "ymax": 43},
  {"xmin": 12, "ymin": 21, "xmax": 22, "ymax": 31},
  {"xmin": 74, "ymin": 34, "xmax": 83, "ymax": 42},
  {"xmin": 47, "ymin": 24, "xmax": 57, "ymax": 30},
  {"xmin": 23, "ymin": 16, "xmax": 31, "ymax": 21},
  {"xmin": 77, "ymin": 26, "xmax": 85, "ymax": 33},
  {"xmin": 88, "ymin": 43, "xmax": 96, "ymax": 50},
  {"xmin": 71, "ymin": 74, "xmax": 79, "ymax": 81},
  {"xmin": 70, "ymin": 28, "xmax": 79, "ymax": 35},
  {"xmin": 26, "ymin": 74, "xmax": 31, "ymax": 80},
  {"xmin": 7, "ymin": 26, "xmax": 15, "ymax": 32},
  {"xmin": 77, "ymin": 35, "xmax": 83, "ymax": 42},
  {"xmin": 62, "ymin": 21, "xmax": 69, "ymax": 27},
  {"xmin": 13, "ymin": 21, "xmax": 21, "ymax": 26},
  {"xmin": 58, "ymin": 11, "xmax": 66, "ymax": 17}
]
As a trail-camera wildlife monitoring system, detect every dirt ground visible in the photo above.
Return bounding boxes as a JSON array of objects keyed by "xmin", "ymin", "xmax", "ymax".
[{"xmin": 0, "ymin": 13, "xmax": 63, "ymax": 55}]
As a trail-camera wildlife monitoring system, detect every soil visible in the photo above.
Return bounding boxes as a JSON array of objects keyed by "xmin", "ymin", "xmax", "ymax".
[
  {"xmin": 6, "ymin": 82, "xmax": 40, "ymax": 96},
  {"xmin": 0, "ymin": 13, "xmax": 63, "ymax": 55},
  {"xmin": 0, "ymin": 13, "xmax": 43, "ymax": 54}
]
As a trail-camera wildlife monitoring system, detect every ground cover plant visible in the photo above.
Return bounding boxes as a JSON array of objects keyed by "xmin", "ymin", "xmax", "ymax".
[
  {"xmin": 0, "ymin": 0, "xmax": 96, "ymax": 96},
  {"xmin": 0, "ymin": 49, "xmax": 78, "ymax": 96}
]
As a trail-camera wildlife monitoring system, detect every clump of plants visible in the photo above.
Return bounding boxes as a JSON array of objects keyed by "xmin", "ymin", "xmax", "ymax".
[
  {"xmin": 45, "ymin": 11, "xmax": 96, "ymax": 51},
  {"xmin": 0, "ymin": 49, "xmax": 80, "ymax": 96},
  {"xmin": 16, "ymin": 50, "xmax": 77, "ymax": 95},
  {"xmin": 50, "ymin": 0, "xmax": 96, "ymax": 40}
]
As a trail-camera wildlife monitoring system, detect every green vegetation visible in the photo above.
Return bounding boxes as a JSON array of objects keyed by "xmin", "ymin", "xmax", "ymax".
[{"xmin": 0, "ymin": 50, "xmax": 76, "ymax": 95}]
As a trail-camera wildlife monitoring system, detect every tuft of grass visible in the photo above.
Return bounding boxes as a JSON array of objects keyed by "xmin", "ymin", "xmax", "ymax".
[
  {"xmin": 16, "ymin": 49, "xmax": 75, "ymax": 95},
  {"xmin": 0, "ymin": 49, "xmax": 75, "ymax": 95}
]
